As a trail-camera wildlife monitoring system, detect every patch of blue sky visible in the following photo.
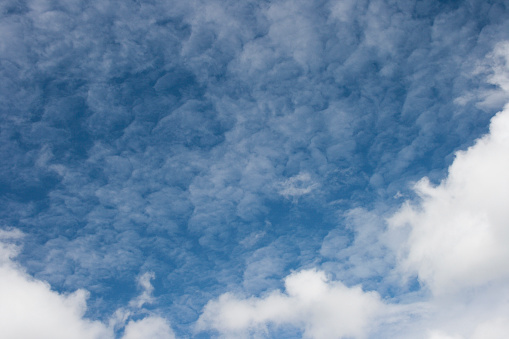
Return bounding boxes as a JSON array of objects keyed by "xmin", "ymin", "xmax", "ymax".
[{"xmin": 1, "ymin": 0, "xmax": 509, "ymax": 338}]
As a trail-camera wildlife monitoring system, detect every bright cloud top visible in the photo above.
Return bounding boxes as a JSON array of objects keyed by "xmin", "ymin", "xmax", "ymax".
[
  {"xmin": 2, "ymin": 0, "xmax": 509, "ymax": 338},
  {"xmin": 197, "ymin": 269, "xmax": 385, "ymax": 338},
  {"xmin": 197, "ymin": 43, "xmax": 509, "ymax": 338},
  {"xmin": 122, "ymin": 317, "xmax": 175, "ymax": 339},
  {"xmin": 0, "ymin": 230, "xmax": 112, "ymax": 339},
  {"xmin": 389, "ymin": 104, "xmax": 509, "ymax": 295},
  {"xmin": 386, "ymin": 105, "xmax": 509, "ymax": 339},
  {"xmin": 0, "ymin": 230, "xmax": 176, "ymax": 339},
  {"xmin": 389, "ymin": 41, "xmax": 509, "ymax": 298},
  {"xmin": 197, "ymin": 105, "xmax": 509, "ymax": 339}
]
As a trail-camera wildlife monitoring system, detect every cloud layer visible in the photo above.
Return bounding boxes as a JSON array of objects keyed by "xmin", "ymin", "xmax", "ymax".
[
  {"xmin": 197, "ymin": 43, "xmax": 509, "ymax": 338},
  {"xmin": 1, "ymin": 0, "xmax": 509, "ymax": 338},
  {"xmin": 197, "ymin": 104, "xmax": 509, "ymax": 339}
]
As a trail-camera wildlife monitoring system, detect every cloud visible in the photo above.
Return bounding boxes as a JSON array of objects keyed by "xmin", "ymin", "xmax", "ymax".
[
  {"xmin": 0, "ymin": 230, "xmax": 113, "ymax": 339},
  {"xmin": 197, "ymin": 269, "xmax": 385, "ymax": 338},
  {"xmin": 197, "ymin": 106, "xmax": 509, "ymax": 338},
  {"xmin": 198, "ymin": 40, "xmax": 509, "ymax": 338},
  {"xmin": 320, "ymin": 208, "xmax": 395, "ymax": 289},
  {"xmin": 129, "ymin": 272, "xmax": 156, "ymax": 308},
  {"xmin": 2, "ymin": 1, "xmax": 509, "ymax": 337},
  {"xmin": 383, "ymin": 42, "xmax": 509, "ymax": 337},
  {"xmin": 278, "ymin": 172, "xmax": 319, "ymax": 200},
  {"xmin": 0, "ymin": 230, "xmax": 178, "ymax": 339},
  {"xmin": 388, "ymin": 103, "xmax": 509, "ymax": 295},
  {"xmin": 478, "ymin": 42, "xmax": 509, "ymax": 109},
  {"xmin": 122, "ymin": 316, "xmax": 176, "ymax": 339}
]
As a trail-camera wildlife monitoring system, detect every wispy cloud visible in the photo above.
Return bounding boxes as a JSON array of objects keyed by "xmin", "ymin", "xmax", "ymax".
[{"xmin": 278, "ymin": 173, "xmax": 319, "ymax": 200}]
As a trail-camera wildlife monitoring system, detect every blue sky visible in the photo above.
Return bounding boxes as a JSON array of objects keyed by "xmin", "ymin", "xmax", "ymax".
[{"xmin": 1, "ymin": 0, "xmax": 509, "ymax": 338}]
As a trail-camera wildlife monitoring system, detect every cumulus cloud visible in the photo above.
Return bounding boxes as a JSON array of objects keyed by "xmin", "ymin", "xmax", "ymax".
[
  {"xmin": 0, "ymin": 230, "xmax": 177, "ymax": 339},
  {"xmin": 389, "ymin": 103, "xmax": 509, "ymax": 295},
  {"xmin": 197, "ymin": 105, "xmax": 509, "ymax": 339},
  {"xmin": 384, "ymin": 42, "xmax": 509, "ymax": 337},
  {"xmin": 198, "ymin": 41, "xmax": 509, "ymax": 338},
  {"xmin": 2, "ymin": 0, "xmax": 509, "ymax": 337},
  {"xmin": 122, "ymin": 316, "xmax": 176, "ymax": 339},
  {"xmin": 0, "ymin": 230, "xmax": 113, "ymax": 339},
  {"xmin": 197, "ymin": 269, "xmax": 385, "ymax": 338}
]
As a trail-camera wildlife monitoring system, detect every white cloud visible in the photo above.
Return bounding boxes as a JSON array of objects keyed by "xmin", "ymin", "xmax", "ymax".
[
  {"xmin": 197, "ymin": 41, "xmax": 509, "ymax": 338},
  {"xmin": 471, "ymin": 317, "xmax": 509, "ymax": 339},
  {"xmin": 388, "ymin": 103, "xmax": 509, "ymax": 295},
  {"xmin": 0, "ymin": 231, "xmax": 177, "ymax": 339},
  {"xmin": 129, "ymin": 272, "xmax": 155, "ymax": 309},
  {"xmin": 0, "ymin": 230, "xmax": 113, "ymax": 339},
  {"xmin": 197, "ymin": 269, "xmax": 385, "ymax": 338},
  {"xmin": 278, "ymin": 172, "xmax": 319, "ymax": 200},
  {"xmin": 385, "ymin": 42, "xmax": 509, "ymax": 338},
  {"xmin": 3, "ymin": 1, "xmax": 509, "ymax": 337},
  {"xmin": 122, "ymin": 316, "xmax": 176, "ymax": 339}
]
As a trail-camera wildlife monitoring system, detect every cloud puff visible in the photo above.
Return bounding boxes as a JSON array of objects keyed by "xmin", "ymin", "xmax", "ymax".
[
  {"xmin": 197, "ymin": 269, "xmax": 385, "ymax": 338},
  {"xmin": 122, "ymin": 316, "xmax": 176, "ymax": 339},
  {"xmin": 197, "ymin": 41, "xmax": 509, "ymax": 338},
  {"xmin": 0, "ymin": 230, "xmax": 113, "ymax": 339},
  {"xmin": 384, "ymin": 43, "xmax": 509, "ymax": 337},
  {"xmin": 278, "ymin": 172, "xmax": 319, "ymax": 200},
  {"xmin": 0, "ymin": 230, "xmax": 177, "ymax": 339},
  {"xmin": 388, "ymin": 103, "xmax": 509, "ymax": 295}
]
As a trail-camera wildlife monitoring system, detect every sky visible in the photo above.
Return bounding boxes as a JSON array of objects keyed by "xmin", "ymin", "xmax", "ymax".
[{"xmin": 1, "ymin": 0, "xmax": 509, "ymax": 338}]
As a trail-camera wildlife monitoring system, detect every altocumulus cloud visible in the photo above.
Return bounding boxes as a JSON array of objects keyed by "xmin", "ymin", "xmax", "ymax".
[
  {"xmin": 2, "ymin": 0, "xmax": 509, "ymax": 338},
  {"xmin": 197, "ymin": 42, "xmax": 509, "ymax": 338}
]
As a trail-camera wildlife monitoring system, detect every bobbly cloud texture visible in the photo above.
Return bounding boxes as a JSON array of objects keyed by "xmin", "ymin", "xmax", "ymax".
[
  {"xmin": 197, "ymin": 44, "xmax": 509, "ymax": 338},
  {"xmin": 198, "ymin": 105, "xmax": 509, "ymax": 339},
  {"xmin": 2, "ymin": 0, "xmax": 509, "ymax": 338}
]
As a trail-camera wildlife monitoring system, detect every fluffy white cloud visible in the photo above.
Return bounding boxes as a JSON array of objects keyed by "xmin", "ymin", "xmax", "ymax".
[
  {"xmin": 385, "ymin": 43, "xmax": 509, "ymax": 338},
  {"xmin": 197, "ymin": 269, "xmax": 385, "ymax": 338},
  {"xmin": 388, "ymin": 103, "xmax": 509, "ymax": 295},
  {"xmin": 0, "ymin": 230, "xmax": 177, "ymax": 339},
  {"xmin": 198, "ymin": 42, "xmax": 509, "ymax": 339},
  {"xmin": 0, "ymin": 230, "xmax": 113, "ymax": 339},
  {"xmin": 122, "ymin": 316, "xmax": 176, "ymax": 339}
]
